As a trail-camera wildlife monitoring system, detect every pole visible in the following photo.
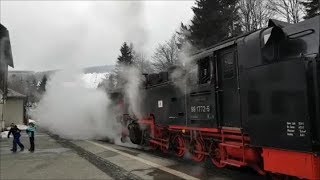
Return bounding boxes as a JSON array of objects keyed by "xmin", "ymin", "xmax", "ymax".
[{"xmin": 0, "ymin": 94, "xmax": 4, "ymax": 132}]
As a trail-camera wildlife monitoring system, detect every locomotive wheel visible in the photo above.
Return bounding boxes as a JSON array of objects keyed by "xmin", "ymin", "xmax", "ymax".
[
  {"xmin": 128, "ymin": 123, "xmax": 142, "ymax": 145},
  {"xmin": 190, "ymin": 139, "xmax": 206, "ymax": 162},
  {"xmin": 210, "ymin": 144, "xmax": 226, "ymax": 168},
  {"xmin": 120, "ymin": 136, "xmax": 126, "ymax": 143},
  {"xmin": 172, "ymin": 135, "xmax": 186, "ymax": 157}
]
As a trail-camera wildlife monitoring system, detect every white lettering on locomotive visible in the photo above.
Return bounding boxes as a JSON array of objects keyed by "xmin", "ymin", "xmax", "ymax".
[{"xmin": 190, "ymin": 105, "xmax": 211, "ymax": 113}]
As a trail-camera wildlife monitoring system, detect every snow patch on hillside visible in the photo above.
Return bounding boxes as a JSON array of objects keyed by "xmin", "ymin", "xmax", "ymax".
[{"xmin": 82, "ymin": 73, "xmax": 109, "ymax": 88}]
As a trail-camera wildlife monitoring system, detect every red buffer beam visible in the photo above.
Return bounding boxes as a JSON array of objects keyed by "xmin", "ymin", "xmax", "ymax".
[{"xmin": 262, "ymin": 148, "xmax": 320, "ymax": 179}]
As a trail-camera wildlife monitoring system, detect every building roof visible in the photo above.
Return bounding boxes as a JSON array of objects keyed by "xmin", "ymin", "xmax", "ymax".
[
  {"xmin": 7, "ymin": 89, "xmax": 26, "ymax": 98},
  {"xmin": 0, "ymin": 23, "xmax": 14, "ymax": 68}
]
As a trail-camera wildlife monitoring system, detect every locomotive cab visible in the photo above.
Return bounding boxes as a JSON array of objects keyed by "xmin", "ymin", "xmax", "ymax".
[
  {"xmin": 187, "ymin": 56, "xmax": 217, "ymax": 127},
  {"xmin": 191, "ymin": 41, "xmax": 241, "ymax": 128}
]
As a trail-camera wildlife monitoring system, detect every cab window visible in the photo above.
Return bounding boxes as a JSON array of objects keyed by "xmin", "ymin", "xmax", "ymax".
[
  {"xmin": 198, "ymin": 57, "xmax": 211, "ymax": 84},
  {"xmin": 222, "ymin": 52, "xmax": 235, "ymax": 79}
]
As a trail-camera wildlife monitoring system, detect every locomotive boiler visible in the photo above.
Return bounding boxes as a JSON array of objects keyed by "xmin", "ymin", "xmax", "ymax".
[{"xmin": 119, "ymin": 16, "xmax": 320, "ymax": 179}]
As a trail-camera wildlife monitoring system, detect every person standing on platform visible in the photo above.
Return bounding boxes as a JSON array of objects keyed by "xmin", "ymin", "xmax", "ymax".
[{"xmin": 26, "ymin": 122, "xmax": 36, "ymax": 152}]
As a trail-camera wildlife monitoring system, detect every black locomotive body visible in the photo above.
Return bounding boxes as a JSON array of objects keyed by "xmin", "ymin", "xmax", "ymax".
[{"xmin": 121, "ymin": 16, "xmax": 320, "ymax": 179}]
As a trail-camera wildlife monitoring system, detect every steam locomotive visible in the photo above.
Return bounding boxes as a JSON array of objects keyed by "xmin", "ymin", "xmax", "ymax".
[{"xmin": 112, "ymin": 16, "xmax": 320, "ymax": 179}]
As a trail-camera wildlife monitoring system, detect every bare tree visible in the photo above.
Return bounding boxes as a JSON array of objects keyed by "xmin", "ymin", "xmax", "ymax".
[
  {"xmin": 133, "ymin": 52, "xmax": 154, "ymax": 74},
  {"xmin": 152, "ymin": 35, "xmax": 180, "ymax": 72},
  {"xmin": 267, "ymin": 0, "xmax": 305, "ymax": 23},
  {"xmin": 238, "ymin": 0, "xmax": 273, "ymax": 32},
  {"xmin": 7, "ymin": 73, "xmax": 41, "ymax": 103}
]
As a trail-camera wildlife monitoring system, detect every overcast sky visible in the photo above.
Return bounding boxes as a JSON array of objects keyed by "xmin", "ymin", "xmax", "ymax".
[{"xmin": 0, "ymin": 1, "xmax": 194, "ymax": 71}]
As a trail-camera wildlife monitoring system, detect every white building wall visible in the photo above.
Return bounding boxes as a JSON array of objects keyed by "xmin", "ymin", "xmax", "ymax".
[{"xmin": 3, "ymin": 98, "xmax": 24, "ymax": 127}]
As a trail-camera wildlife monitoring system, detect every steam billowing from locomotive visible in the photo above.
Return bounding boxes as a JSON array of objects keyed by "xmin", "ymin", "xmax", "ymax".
[
  {"xmin": 36, "ymin": 66, "xmax": 145, "ymax": 141},
  {"xmin": 36, "ymin": 70, "xmax": 119, "ymax": 140},
  {"xmin": 35, "ymin": 1, "xmax": 149, "ymax": 141},
  {"xmin": 119, "ymin": 66, "xmax": 145, "ymax": 119},
  {"xmin": 170, "ymin": 41, "xmax": 197, "ymax": 94}
]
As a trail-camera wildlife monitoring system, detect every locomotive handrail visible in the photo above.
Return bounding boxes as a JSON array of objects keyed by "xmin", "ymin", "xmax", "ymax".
[
  {"xmin": 190, "ymin": 90, "xmax": 211, "ymax": 96},
  {"xmin": 287, "ymin": 29, "xmax": 315, "ymax": 39},
  {"xmin": 145, "ymin": 81, "xmax": 172, "ymax": 88}
]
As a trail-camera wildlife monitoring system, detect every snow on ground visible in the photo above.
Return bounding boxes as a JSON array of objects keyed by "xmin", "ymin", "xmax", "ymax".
[
  {"xmin": 1, "ymin": 131, "xmax": 9, "ymax": 138},
  {"xmin": 1, "ymin": 122, "xmax": 34, "ymax": 138},
  {"xmin": 17, "ymin": 125, "xmax": 28, "ymax": 130},
  {"xmin": 4, "ymin": 124, "xmax": 28, "ymax": 131},
  {"xmin": 28, "ymin": 119, "xmax": 36, "ymax": 124},
  {"xmin": 82, "ymin": 73, "xmax": 109, "ymax": 89}
]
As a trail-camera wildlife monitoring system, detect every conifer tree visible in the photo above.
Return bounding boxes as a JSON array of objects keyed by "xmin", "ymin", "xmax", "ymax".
[
  {"xmin": 302, "ymin": 0, "xmax": 320, "ymax": 19},
  {"xmin": 188, "ymin": 0, "xmax": 240, "ymax": 48},
  {"xmin": 117, "ymin": 42, "xmax": 134, "ymax": 66}
]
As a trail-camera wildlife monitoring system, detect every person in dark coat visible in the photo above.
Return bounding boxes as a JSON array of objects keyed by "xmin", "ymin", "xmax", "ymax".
[
  {"xmin": 7, "ymin": 124, "xmax": 24, "ymax": 152},
  {"xmin": 26, "ymin": 122, "xmax": 36, "ymax": 152}
]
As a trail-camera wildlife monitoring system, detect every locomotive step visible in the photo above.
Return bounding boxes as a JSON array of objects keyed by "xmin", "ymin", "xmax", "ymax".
[
  {"xmin": 153, "ymin": 138, "xmax": 168, "ymax": 142},
  {"xmin": 221, "ymin": 127, "xmax": 242, "ymax": 133},
  {"xmin": 220, "ymin": 159, "xmax": 247, "ymax": 167},
  {"xmin": 220, "ymin": 142, "xmax": 243, "ymax": 148}
]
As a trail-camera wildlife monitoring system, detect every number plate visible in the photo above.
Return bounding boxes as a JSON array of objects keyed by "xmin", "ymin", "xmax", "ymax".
[{"xmin": 190, "ymin": 105, "xmax": 211, "ymax": 113}]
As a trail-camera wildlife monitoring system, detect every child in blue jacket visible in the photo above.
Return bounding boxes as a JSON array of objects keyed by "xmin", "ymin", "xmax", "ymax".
[{"xmin": 26, "ymin": 122, "xmax": 36, "ymax": 152}]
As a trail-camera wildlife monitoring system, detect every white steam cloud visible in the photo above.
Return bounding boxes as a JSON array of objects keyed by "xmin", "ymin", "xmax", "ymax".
[
  {"xmin": 170, "ymin": 42, "xmax": 197, "ymax": 94},
  {"xmin": 119, "ymin": 66, "xmax": 145, "ymax": 119},
  {"xmin": 35, "ymin": 66, "xmax": 145, "ymax": 141},
  {"xmin": 36, "ymin": 70, "xmax": 120, "ymax": 140},
  {"xmin": 34, "ymin": 1, "xmax": 149, "ymax": 141}
]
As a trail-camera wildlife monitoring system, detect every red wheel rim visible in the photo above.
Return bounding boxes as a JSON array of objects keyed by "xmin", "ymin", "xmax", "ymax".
[
  {"xmin": 191, "ymin": 139, "xmax": 205, "ymax": 162},
  {"xmin": 173, "ymin": 136, "xmax": 186, "ymax": 157},
  {"xmin": 211, "ymin": 146, "xmax": 226, "ymax": 168}
]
